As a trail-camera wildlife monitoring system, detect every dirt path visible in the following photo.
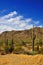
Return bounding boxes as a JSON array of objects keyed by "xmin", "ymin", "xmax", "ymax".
[{"xmin": 0, "ymin": 54, "xmax": 43, "ymax": 65}]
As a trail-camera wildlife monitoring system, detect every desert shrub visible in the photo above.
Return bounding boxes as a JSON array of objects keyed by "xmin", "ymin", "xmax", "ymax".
[
  {"xmin": 9, "ymin": 39, "xmax": 14, "ymax": 53},
  {"xmin": 14, "ymin": 45, "xmax": 22, "ymax": 54},
  {"xmin": 28, "ymin": 51, "xmax": 39, "ymax": 55},
  {"xmin": 4, "ymin": 40, "xmax": 9, "ymax": 53},
  {"xmin": 4, "ymin": 44, "xmax": 9, "ymax": 54},
  {"xmin": 22, "ymin": 41, "xmax": 26, "ymax": 45},
  {"xmin": 36, "ymin": 39, "xmax": 43, "ymax": 52},
  {"xmin": 22, "ymin": 50, "xmax": 30, "ymax": 55},
  {"xmin": 39, "ymin": 40, "xmax": 43, "ymax": 48},
  {"xmin": 22, "ymin": 50, "xmax": 39, "ymax": 55}
]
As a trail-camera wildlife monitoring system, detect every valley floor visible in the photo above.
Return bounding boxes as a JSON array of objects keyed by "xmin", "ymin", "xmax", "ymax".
[{"xmin": 0, "ymin": 54, "xmax": 43, "ymax": 65}]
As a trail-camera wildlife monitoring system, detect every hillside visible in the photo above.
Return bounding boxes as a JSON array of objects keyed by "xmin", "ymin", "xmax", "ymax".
[
  {"xmin": 0, "ymin": 27, "xmax": 43, "ymax": 54},
  {"xmin": 0, "ymin": 27, "xmax": 43, "ymax": 43}
]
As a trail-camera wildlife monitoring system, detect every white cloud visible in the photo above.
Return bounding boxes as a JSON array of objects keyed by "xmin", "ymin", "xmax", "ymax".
[
  {"xmin": 19, "ymin": 23, "xmax": 26, "ymax": 27},
  {"xmin": 2, "ymin": 11, "xmax": 17, "ymax": 19},
  {"xmin": 34, "ymin": 21, "xmax": 39, "ymax": 24},
  {"xmin": 7, "ymin": 15, "xmax": 23, "ymax": 23},
  {"xmin": 25, "ymin": 18, "xmax": 32, "ymax": 22},
  {"xmin": 0, "ymin": 10, "xmax": 41, "ymax": 33},
  {"xmin": 0, "ymin": 24, "xmax": 16, "ymax": 33},
  {"xmin": 38, "ymin": 25, "xmax": 43, "ymax": 28},
  {"xmin": 25, "ymin": 25, "xmax": 33, "ymax": 29}
]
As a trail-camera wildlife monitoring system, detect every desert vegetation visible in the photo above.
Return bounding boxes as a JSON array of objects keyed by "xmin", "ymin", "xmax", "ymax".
[
  {"xmin": 0, "ymin": 27, "xmax": 43, "ymax": 55},
  {"xmin": 0, "ymin": 27, "xmax": 43, "ymax": 65}
]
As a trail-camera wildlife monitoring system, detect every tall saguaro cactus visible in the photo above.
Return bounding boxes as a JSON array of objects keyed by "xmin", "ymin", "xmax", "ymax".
[
  {"xmin": 4, "ymin": 31, "xmax": 9, "ymax": 53},
  {"xmin": 32, "ymin": 25, "xmax": 35, "ymax": 51},
  {"xmin": 10, "ymin": 32, "xmax": 14, "ymax": 53}
]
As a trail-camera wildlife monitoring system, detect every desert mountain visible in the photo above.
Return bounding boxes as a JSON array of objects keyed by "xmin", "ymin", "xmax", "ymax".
[
  {"xmin": 0, "ymin": 27, "xmax": 43, "ymax": 44},
  {"xmin": 0, "ymin": 27, "xmax": 43, "ymax": 54}
]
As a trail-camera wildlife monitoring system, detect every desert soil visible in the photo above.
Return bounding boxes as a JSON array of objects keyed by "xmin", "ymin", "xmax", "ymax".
[{"xmin": 0, "ymin": 54, "xmax": 43, "ymax": 65}]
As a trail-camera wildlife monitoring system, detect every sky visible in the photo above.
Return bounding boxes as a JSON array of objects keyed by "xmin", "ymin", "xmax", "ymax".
[{"xmin": 0, "ymin": 0, "xmax": 43, "ymax": 33}]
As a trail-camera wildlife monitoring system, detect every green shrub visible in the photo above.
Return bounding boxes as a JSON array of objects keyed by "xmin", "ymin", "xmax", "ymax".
[
  {"xmin": 28, "ymin": 51, "xmax": 39, "ymax": 55},
  {"xmin": 14, "ymin": 45, "xmax": 22, "ymax": 54}
]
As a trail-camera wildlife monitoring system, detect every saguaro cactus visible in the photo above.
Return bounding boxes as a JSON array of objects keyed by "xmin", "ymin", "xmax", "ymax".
[
  {"xmin": 32, "ymin": 25, "xmax": 36, "ymax": 51},
  {"xmin": 10, "ymin": 32, "xmax": 14, "ymax": 53}
]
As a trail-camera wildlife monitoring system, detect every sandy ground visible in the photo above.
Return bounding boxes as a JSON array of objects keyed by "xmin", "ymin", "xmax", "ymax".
[{"xmin": 0, "ymin": 54, "xmax": 43, "ymax": 65}]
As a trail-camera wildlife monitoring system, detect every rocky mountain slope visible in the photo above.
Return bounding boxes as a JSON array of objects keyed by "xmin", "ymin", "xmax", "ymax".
[
  {"xmin": 0, "ymin": 27, "xmax": 43, "ymax": 44},
  {"xmin": 0, "ymin": 27, "xmax": 43, "ymax": 54}
]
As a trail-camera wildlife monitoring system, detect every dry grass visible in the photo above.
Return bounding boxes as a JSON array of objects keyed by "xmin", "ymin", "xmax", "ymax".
[{"xmin": 0, "ymin": 54, "xmax": 43, "ymax": 65}]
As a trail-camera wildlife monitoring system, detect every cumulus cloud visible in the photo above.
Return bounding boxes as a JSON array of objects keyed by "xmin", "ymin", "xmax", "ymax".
[
  {"xmin": 0, "ymin": 10, "xmax": 41, "ymax": 33},
  {"xmin": 2, "ymin": 11, "xmax": 17, "ymax": 19},
  {"xmin": 25, "ymin": 25, "xmax": 33, "ymax": 29},
  {"xmin": 0, "ymin": 24, "xmax": 16, "ymax": 33},
  {"xmin": 19, "ymin": 23, "xmax": 26, "ymax": 27},
  {"xmin": 25, "ymin": 18, "xmax": 32, "ymax": 22},
  {"xmin": 7, "ymin": 15, "xmax": 23, "ymax": 23},
  {"xmin": 38, "ymin": 25, "xmax": 43, "ymax": 28},
  {"xmin": 34, "ymin": 21, "xmax": 39, "ymax": 25}
]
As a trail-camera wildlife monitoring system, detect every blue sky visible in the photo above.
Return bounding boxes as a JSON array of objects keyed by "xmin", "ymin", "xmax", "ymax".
[{"xmin": 0, "ymin": 0, "xmax": 43, "ymax": 33}]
